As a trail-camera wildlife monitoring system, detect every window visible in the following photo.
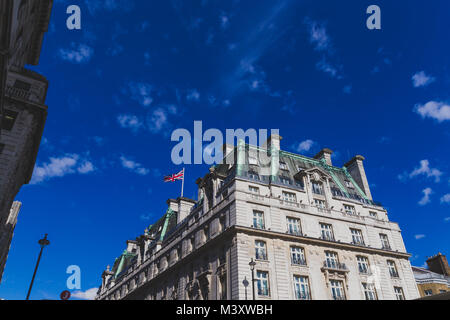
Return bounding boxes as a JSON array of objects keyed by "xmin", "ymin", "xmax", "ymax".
[
  {"xmin": 380, "ymin": 234, "xmax": 391, "ymax": 250},
  {"xmin": 0, "ymin": 143, "xmax": 5, "ymax": 155},
  {"xmin": 248, "ymin": 171, "xmax": 260, "ymax": 181},
  {"xmin": 424, "ymin": 289, "xmax": 433, "ymax": 296},
  {"xmin": 279, "ymin": 162, "xmax": 288, "ymax": 170},
  {"xmin": 286, "ymin": 217, "xmax": 302, "ymax": 235},
  {"xmin": 249, "ymin": 186, "xmax": 259, "ymax": 194},
  {"xmin": 256, "ymin": 271, "xmax": 270, "ymax": 296},
  {"xmin": 255, "ymin": 241, "xmax": 267, "ymax": 260},
  {"xmin": 362, "ymin": 283, "xmax": 377, "ymax": 300},
  {"xmin": 330, "ymin": 280, "xmax": 346, "ymax": 300},
  {"xmin": 387, "ymin": 260, "xmax": 399, "ymax": 278},
  {"xmin": 394, "ymin": 287, "xmax": 405, "ymax": 300},
  {"xmin": 439, "ymin": 290, "xmax": 447, "ymax": 293},
  {"xmin": 279, "ymin": 176, "xmax": 291, "ymax": 185},
  {"xmin": 344, "ymin": 204, "xmax": 356, "ymax": 215},
  {"xmin": 2, "ymin": 110, "xmax": 19, "ymax": 131},
  {"xmin": 344, "ymin": 180, "xmax": 354, "ymax": 188},
  {"xmin": 325, "ymin": 251, "xmax": 339, "ymax": 269},
  {"xmin": 312, "ymin": 181, "xmax": 324, "ymax": 195},
  {"xmin": 314, "ymin": 199, "xmax": 326, "ymax": 209},
  {"xmin": 350, "ymin": 228, "xmax": 365, "ymax": 245},
  {"xmin": 293, "ymin": 276, "xmax": 310, "ymax": 300},
  {"xmin": 282, "ymin": 191, "xmax": 296, "ymax": 203},
  {"xmin": 294, "ymin": 177, "xmax": 304, "ymax": 189},
  {"xmin": 320, "ymin": 223, "xmax": 335, "ymax": 241},
  {"xmin": 290, "ymin": 246, "xmax": 306, "ymax": 265},
  {"xmin": 252, "ymin": 211, "xmax": 265, "ymax": 229},
  {"xmin": 369, "ymin": 211, "xmax": 378, "ymax": 219},
  {"xmin": 13, "ymin": 79, "xmax": 31, "ymax": 91},
  {"xmin": 248, "ymin": 156, "xmax": 258, "ymax": 165},
  {"xmin": 357, "ymin": 256, "xmax": 370, "ymax": 274}
]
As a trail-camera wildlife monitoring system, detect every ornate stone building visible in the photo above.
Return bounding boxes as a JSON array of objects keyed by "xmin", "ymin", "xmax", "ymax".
[
  {"xmin": 96, "ymin": 136, "xmax": 420, "ymax": 300},
  {"xmin": 0, "ymin": 0, "xmax": 53, "ymax": 282}
]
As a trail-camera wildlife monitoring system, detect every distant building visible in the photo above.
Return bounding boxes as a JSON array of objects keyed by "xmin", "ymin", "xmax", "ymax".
[
  {"xmin": 413, "ymin": 253, "xmax": 450, "ymax": 298},
  {"xmin": 96, "ymin": 136, "xmax": 419, "ymax": 300},
  {"xmin": 0, "ymin": 0, "xmax": 53, "ymax": 283},
  {"xmin": 0, "ymin": 201, "xmax": 21, "ymax": 282}
]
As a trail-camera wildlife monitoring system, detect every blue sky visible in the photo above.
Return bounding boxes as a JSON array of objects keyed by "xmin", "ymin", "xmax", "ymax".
[{"xmin": 1, "ymin": 0, "xmax": 449, "ymax": 300}]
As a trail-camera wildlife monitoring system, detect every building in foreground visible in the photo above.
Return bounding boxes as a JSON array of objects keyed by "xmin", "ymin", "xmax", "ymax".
[
  {"xmin": 413, "ymin": 253, "xmax": 450, "ymax": 298},
  {"xmin": 96, "ymin": 136, "xmax": 419, "ymax": 300},
  {"xmin": 0, "ymin": 0, "xmax": 53, "ymax": 282},
  {"xmin": 0, "ymin": 201, "xmax": 21, "ymax": 282}
]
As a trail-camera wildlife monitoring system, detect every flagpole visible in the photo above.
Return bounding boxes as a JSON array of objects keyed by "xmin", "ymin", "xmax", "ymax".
[{"xmin": 181, "ymin": 168, "xmax": 185, "ymax": 198}]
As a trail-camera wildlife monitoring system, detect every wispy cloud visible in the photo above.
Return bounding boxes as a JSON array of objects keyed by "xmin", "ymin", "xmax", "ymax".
[
  {"xmin": 83, "ymin": 0, "xmax": 134, "ymax": 15},
  {"xmin": 415, "ymin": 101, "xmax": 450, "ymax": 122},
  {"xmin": 441, "ymin": 194, "xmax": 450, "ymax": 204},
  {"xmin": 293, "ymin": 139, "xmax": 316, "ymax": 153},
  {"xmin": 117, "ymin": 114, "xmax": 144, "ymax": 132},
  {"xmin": 412, "ymin": 71, "xmax": 435, "ymax": 88},
  {"xmin": 414, "ymin": 234, "xmax": 426, "ymax": 240},
  {"xmin": 418, "ymin": 187, "xmax": 433, "ymax": 206},
  {"xmin": 31, "ymin": 154, "xmax": 95, "ymax": 184},
  {"xmin": 72, "ymin": 287, "xmax": 98, "ymax": 300},
  {"xmin": 120, "ymin": 156, "xmax": 149, "ymax": 176},
  {"xmin": 58, "ymin": 43, "xmax": 94, "ymax": 64},
  {"xmin": 399, "ymin": 160, "xmax": 443, "ymax": 183}
]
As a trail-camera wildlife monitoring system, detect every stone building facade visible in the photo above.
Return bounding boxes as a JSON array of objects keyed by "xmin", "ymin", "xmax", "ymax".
[
  {"xmin": 413, "ymin": 253, "xmax": 450, "ymax": 298},
  {"xmin": 96, "ymin": 136, "xmax": 420, "ymax": 300},
  {"xmin": 0, "ymin": 0, "xmax": 53, "ymax": 282}
]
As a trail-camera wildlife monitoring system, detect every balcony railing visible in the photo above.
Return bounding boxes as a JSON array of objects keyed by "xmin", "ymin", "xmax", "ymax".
[
  {"xmin": 5, "ymin": 85, "xmax": 31, "ymax": 101},
  {"xmin": 323, "ymin": 261, "xmax": 348, "ymax": 271}
]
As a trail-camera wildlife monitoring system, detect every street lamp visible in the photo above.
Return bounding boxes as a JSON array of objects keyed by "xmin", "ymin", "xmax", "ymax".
[
  {"xmin": 249, "ymin": 258, "xmax": 256, "ymax": 300},
  {"xmin": 26, "ymin": 234, "xmax": 50, "ymax": 300},
  {"xmin": 242, "ymin": 276, "xmax": 249, "ymax": 300}
]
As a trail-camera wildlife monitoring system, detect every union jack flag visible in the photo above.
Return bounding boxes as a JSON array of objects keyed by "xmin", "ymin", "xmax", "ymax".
[{"xmin": 164, "ymin": 169, "xmax": 184, "ymax": 182}]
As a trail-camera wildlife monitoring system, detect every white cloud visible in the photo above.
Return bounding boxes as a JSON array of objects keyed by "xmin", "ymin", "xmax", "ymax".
[
  {"xmin": 117, "ymin": 114, "xmax": 143, "ymax": 132},
  {"xmin": 71, "ymin": 287, "xmax": 98, "ymax": 300},
  {"xmin": 418, "ymin": 187, "xmax": 433, "ymax": 206},
  {"xmin": 120, "ymin": 156, "xmax": 149, "ymax": 176},
  {"xmin": 294, "ymin": 139, "xmax": 315, "ymax": 153},
  {"xmin": 412, "ymin": 71, "xmax": 435, "ymax": 88},
  {"xmin": 31, "ymin": 154, "xmax": 95, "ymax": 184},
  {"xmin": 414, "ymin": 234, "xmax": 426, "ymax": 240},
  {"xmin": 186, "ymin": 89, "xmax": 200, "ymax": 102},
  {"xmin": 441, "ymin": 194, "xmax": 450, "ymax": 204},
  {"xmin": 305, "ymin": 19, "xmax": 330, "ymax": 52},
  {"xmin": 127, "ymin": 82, "xmax": 154, "ymax": 107},
  {"xmin": 58, "ymin": 43, "xmax": 94, "ymax": 64},
  {"xmin": 399, "ymin": 160, "xmax": 443, "ymax": 183},
  {"xmin": 415, "ymin": 101, "xmax": 450, "ymax": 122}
]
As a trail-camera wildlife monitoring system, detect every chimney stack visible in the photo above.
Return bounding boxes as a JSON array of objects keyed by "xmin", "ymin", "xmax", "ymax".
[
  {"xmin": 426, "ymin": 253, "xmax": 450, "ymax": 276},
  {"xmin": 314, "ymin": 148, "xmax": 333, "ymax": 166},
  {"xmin": 344, "ymin": 155, "xmax": 373, "ymax": 200}
]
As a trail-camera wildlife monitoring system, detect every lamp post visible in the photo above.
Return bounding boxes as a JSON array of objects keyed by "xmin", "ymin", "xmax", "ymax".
[
  {"xmin": 249, "ymin": 258, "xmax": 256, "ymax": 300},
  {"xmin": 26, "ymin": 234, "xmax": 50, "ymax": 300},
  {"xmin": 242, "ymin": 277, "xmax": 249, "ymax": 300}
]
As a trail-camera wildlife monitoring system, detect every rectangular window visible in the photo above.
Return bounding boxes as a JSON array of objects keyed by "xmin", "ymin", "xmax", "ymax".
[
  {"xmin": 314, "ymin": 199, "xmax": 326, "ymax": 209},
  {"xmin": 279, "ymin": 176, "xmax": 291, "ymax": 185},
  {"xmin": 255, "ymin": 240, "xmax": 267, "ymax": 260},
  {"xmin": 2, "ymin": 109, "xmax": 19, "ymax": 131},
  {"xmin": 325, "ymin": 251, "xmax": 339, "ymax": 269},
  {"xmin": 256, "ymin": 271, "xmax": 270, "ymax": 296},
  {"xmin": 252, "ymin": 211, "xmax": 265, "ymax": 229},
  {"xmin": 320, "ymin": 223, "xmax": 335, "ymax": 241},
  {"xmin": 282, "ymin": 191, "xmax": 296, "ymax": 203},
  {"xmin": 0, "ymin": 143, "xmax": 5, "ymax": 155},
  {"xmin": 248, "ymin": 157, "xmax": 258, "ymax": 165},
  {"xmin": 290, "ymin": 246, "xmax": 306, "ymax": 266},
  {"xmin": 312, "ymin": 181, "xmax": 324, "ymax": 195},
  {"xmin": 249, "ymin": 186, "xmax": 259, "ymax": 194},
  {"xmin": 14, "ymin": 79, "xmax": 31, "ymax": 91},
  {"xmin": 394, "ymin": 287, "xmax": 405, "ymax": 300},
  {"xmin": 387, "ymin": 260, "xmax": 399, "ymax": 278},
  {"xmin": 424, "ymin": 289, "xmax": 433, "ymax": 296},
  {"xmin": 344, "ymin": 180, "xmax": 354, "ymax": 188},
  {"xmin": 350, "ymin": 228, "xmax": 365, "ymax": 245},
  {"xmin": 344, "ymin": 204, "xmax": 356, "ymax": 215},
  {"xmin": 362, "ymin": 283, "xmax": 377, "ymax": 300},
  {"xmin": 369, "ymin": 211, "xmax": 378, "ymax": 219},
  {"xmin": 293, "ymin": 275, "xmax": 310, "ymax": 300},
  {"xmin": 286, "ymin": 217, "xmax": 302, "ymax": 235},
  {"xmin": 330, "ymin": 280, "xmax": 346, "ymax": 300},
  {"xmin": 357, "ymin": 256, "xmax": 370, "ymax": 274},
  {"xmin": 380, "ymin": 234, "xmax": 391, "ymax": 250},
  {"xmin": 279, "ymin": 162, "xmax": 288, "ymax": 170}
]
